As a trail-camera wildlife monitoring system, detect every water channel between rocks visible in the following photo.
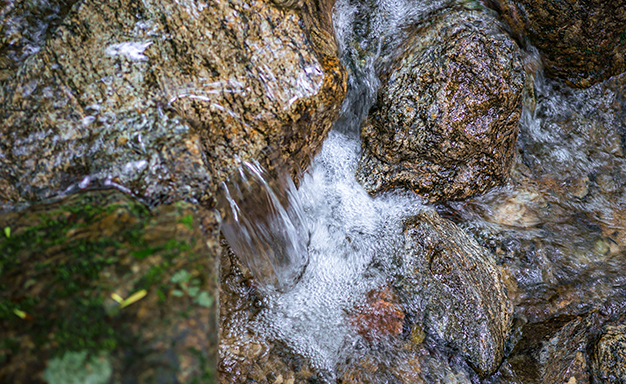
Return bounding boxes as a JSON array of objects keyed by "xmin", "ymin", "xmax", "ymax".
[{"xmin": 218, "ymin": 0, "xmax": 626, "ymax": 383}]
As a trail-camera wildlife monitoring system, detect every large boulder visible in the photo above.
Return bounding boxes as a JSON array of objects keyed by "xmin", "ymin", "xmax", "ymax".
[
  {"xmin": 0, "ymin": 189, "xmax": 219, "ymax": 383},
  {"xmin": 492, "ymin": 0, "xmax": 626, "ymax": 88},
  {"xmin": 0, "ymin": 0, "xmax": 346, "ymax": 207},
  {"xmin": 356, "ymin": 7, "xmax": 525, "ymax": 202},
  {"xmin": 396, "ymin": 210, "xmax": 513, "ymax": 377}
]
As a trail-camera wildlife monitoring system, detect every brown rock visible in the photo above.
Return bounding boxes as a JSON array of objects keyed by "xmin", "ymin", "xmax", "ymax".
[
  {"xmin": 351, "ymin": 285, "xmax": 405, "ymax": 343},
  {"xmin": 0, "ymin": 0, "xmax": 346, "ymax": 207},
  {"xmin": 356, "ymin": 6, "xmax": 524, "ymax": 202},
  {"xmin": 499, "ymin": 315, "xmax": 592, "ymax": 384},
  {"xmin": 591, "ymin": 315, "xmax": 626, "ymax": 384},
  {"xmin": 492, "ymin": 0, "xmax": 626, "ymax": 87}
]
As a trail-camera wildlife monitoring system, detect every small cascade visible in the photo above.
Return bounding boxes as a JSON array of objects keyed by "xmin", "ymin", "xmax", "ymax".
[{"xmin": 217, "ymin": 161, "xmax": 309, "ymax": 293}]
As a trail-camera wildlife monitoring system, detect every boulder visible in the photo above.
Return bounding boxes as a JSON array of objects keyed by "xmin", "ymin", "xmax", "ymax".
[
  {"xmin": 397, "ymin": 210, "xmax": 513, "ymax": 376},
  {"xmin": 0, "ymin": 0, "xmax": 346, "ymax": 207},
  {"xmin": 491, "ymin": 0, "xmax": 626, "ymax": 88},
  {"xmin": 0, "ymin": 189, "xmax": 219, "ymax": 383},
  {"xmin": 356, "ymin": 7, "xmax": 525, "ymax": 202}
]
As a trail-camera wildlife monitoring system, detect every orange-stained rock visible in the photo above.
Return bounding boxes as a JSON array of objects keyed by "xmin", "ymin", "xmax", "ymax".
[{"xmin": 351, "ymin": 286, "xmax": 405, "ymax": 343}]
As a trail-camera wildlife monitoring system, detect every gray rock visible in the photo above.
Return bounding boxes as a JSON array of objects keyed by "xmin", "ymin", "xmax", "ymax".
[
  {"xmin": 356, "ymin": 7, "xmax": 524, "ymax": 203},
  {"xmin": 397, "ymin": 210, "xmax": 513, "ymax": 376}
]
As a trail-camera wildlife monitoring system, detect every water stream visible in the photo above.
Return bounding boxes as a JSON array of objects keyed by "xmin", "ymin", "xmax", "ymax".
[{"xmin": 218, "ymin": 0, "xmax": 626, "ymax": 382}]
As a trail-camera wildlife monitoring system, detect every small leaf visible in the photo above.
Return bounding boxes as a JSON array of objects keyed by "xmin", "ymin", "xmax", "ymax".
[
  {"xmin": 187, "ymin": 286, "xmax": 200, "ymax": 298},
  {"xmin": 120, "ymin": 289, "xmax": 147, "ymax": 308},
  {"xmin": 4, "ymin": 227, "xmax": 10, "ymax": 238},
  {"xmin": 170, "ymin": 270, "xmax": 191, "ymax": 284},
  {"xmin": 195, "ymin": 292, "xmax": 214, "ymax": 308},
  {"xmin": 172, "ymin": 289, "xmax": 185, "ymax": 297},
  {"xmin": 13, "ymin": 308, "xmax": 26, "ymax": 319},
  {"xmin": 111, "ymin": 293, "xmax": 124, "ymax": 304}
]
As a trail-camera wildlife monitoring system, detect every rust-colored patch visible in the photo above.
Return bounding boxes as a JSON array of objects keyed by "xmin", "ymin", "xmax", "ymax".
[{"xmin": 351, "ymin": 286, "xmax": 405, "ymax": 343}]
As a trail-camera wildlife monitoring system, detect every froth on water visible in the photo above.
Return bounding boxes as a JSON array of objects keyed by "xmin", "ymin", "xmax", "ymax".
[{"xmin": 217, "ymin": 161, "xmax": 309, "ymax": 293}]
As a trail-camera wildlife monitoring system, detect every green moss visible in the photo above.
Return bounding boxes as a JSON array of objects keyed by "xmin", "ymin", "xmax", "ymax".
[{"xmin": 179, "ymin": 214, "xmax": 194, "ymax": 230}]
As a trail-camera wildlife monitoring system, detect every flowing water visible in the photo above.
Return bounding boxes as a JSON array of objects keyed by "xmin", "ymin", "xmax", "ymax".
[{"xmin": 217, "ymin": 0, "xmax": 626, "ymax": 382}]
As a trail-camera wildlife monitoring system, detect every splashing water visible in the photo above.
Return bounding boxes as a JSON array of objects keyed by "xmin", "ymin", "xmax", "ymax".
[
  {"xmin": 218, "ymin": 0, "xmax": 626, "ymax": 381},
  {"xmin": 218, "ymin": 161, "xmax": 309, "ymax": 293}
]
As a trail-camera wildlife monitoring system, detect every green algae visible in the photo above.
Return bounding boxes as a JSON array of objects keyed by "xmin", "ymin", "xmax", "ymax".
[{"xmin": 0, "ymin": 190, "xmax": 219, "ymax": 383}]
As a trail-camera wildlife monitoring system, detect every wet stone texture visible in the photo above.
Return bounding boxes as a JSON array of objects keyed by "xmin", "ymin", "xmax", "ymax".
[
  {"xmin": 0, "ymin": 0, "xmax": 80, "ymax": 82},
  {"xmin": 0, "ymin": 189, "xmax": 219, "ymax": 383},
  {"xmin": 492, "ymin": 0, "xmax": 626, "ymax": 88},
  {"xmin": 489, "ymin": 315, "xmax": 593, "ymax": 384},
  {"xmin": 396, "ymin": 210, "xmax": 513, "ymax": 377},
  {"xmin": 0, "ymin": 0, "xmax": 346, "ymax": 208},
  {"xmin": 356, "ymin": 6, "xmax": 525, "ymax": 203},
  {"xmin": 443, "ymin": 72, "xmax": 626, "ymax": 325},
  {"xmin": 591, "ymin": 313, "xmax": 626, "ymax": 384}
]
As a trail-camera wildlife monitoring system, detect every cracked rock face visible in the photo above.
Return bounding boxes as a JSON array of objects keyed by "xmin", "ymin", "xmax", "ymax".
[
  {"xmin": 396, "ymin": 210, "xmax": 514, "ymax": 377},
  {"xmin": 0, "ymin": 0, "xmax": 346, "ymax": 207},
  {"xmin": 356, "ymin": 7, "xmax": 524, "ymax": 203}
]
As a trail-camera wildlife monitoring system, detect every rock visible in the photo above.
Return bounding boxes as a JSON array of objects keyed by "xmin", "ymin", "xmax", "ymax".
[
  {"xmin": 491, "ymin": 0, "xmax": 626, "ymax": 88},
  {"xmin": 396, "ymin": 210, "xmax": 513, "ymax": 376},
  {"xmin": 356, "ymin": 6, "xmax": 525, "ymax": 203},
  {"xmin": 591, "ymin": 315, "xmax": 626, "ymax": 383},
  {"xmin": 498, "ymin": 315, "xmax": 592, "ymax": 384},
  {"xmin": 0, "ymin": 189, "xmax": 219, "ymax": 383},
  {"xmin": 0, "ymin": 0, "xmax": 80, "ymax": 81},
  {"xmin": 350, "ymin": 285, "xmax": 405, "ymax": 343},
  {"xmin": 0, "ymin": 0, "xmax": 346, "ymax": 207}
]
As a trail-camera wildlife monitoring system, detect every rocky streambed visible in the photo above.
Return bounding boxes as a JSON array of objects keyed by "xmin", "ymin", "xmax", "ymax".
[{"xmin": 2, "ymin": 0, "xmax": 626, "ymax": 383}]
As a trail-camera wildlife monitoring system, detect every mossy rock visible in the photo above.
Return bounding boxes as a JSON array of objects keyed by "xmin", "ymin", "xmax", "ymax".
[{"xmin": 0, "ymin": 189, "xmax": 219, "ymax": 383}]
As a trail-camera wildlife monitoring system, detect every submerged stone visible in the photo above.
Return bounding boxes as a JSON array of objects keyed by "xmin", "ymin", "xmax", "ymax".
[
  {"xmin": 0, "ymin": 189, "xmax": 219, "ymax": 383},
  {"xmin": 495, "ymin": 315, "xmax": 592, "ymax": 384},
  {"xmin": 397, "ymin": 210, "xmax": 513, "ymax": 376},
  {"xmin": 356, "ymin": 6, "xmax": 524, "ymax": 202},
  {"xmin": 492, "ymin": 0, "xmax": 626, "ymax": 88},
  {"xmin": 0, "ymin": 0, "xmax": 346, "ymax": 208}
]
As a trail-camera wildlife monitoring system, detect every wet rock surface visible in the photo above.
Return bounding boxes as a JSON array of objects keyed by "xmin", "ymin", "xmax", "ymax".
[
  {"xmin": 443, "ymin": 72, "xmax": 626, "ymax": 325},
  {"xmin": 489, "ymin": 315, "xmax": 592, "ymax": 384},
  {"xmin": 492, "ymin": 0, "xmax": 626, "ymax": 88},
  {"xmin": 0, "ymin": 0, "xmax": 79, "ymax": 81},
  {"xmin": 0, "ymin": 0, "xmax": 346, "ymax": 208},
  {"xmin": 0, "ymin": 189, "xmax": 219, "ymax": 383},
  {"xmin": 591, "ymin": 314, "xmax": 626, "ymax": 384},
  {"xmin": 356, "ymin": 6, "xmax": 525, "ymax": 202},
  {"xmin": 396, "ymin": 210, "xmax": 513, "ymax": 376}
]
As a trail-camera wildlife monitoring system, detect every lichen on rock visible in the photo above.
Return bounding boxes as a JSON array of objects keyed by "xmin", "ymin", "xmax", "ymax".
[{"xmin": 0, "ymin": 189, "xmax": 219, "ymax": 383}]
